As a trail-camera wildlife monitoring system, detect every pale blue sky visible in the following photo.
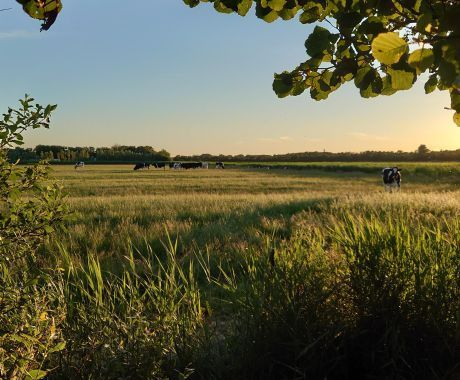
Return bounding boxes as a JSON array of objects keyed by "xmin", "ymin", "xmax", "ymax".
[{"xmin": 1, "ymin": 0, "xmax": 458, "ymax": 154}]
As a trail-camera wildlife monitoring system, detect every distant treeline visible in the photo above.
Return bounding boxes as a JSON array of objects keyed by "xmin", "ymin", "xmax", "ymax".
[
  {"xmin": 7, "ymin": 144, "xmax": 460, "ymax": 163},
  {"xmin": 7, "ymin": 145, "xmax": 171, "ymax": 163},
  {"xmin": 174, "ymin": 147, "xmax": 460, "ymax": 162}
]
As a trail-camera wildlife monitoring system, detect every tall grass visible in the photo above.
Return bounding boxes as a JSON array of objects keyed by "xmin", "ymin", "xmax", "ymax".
[
  {"xmin": 230, "ymin": 161, "xmax": 460, "ymax": 178},
  {"xmin": 39, "ymin": 197, "xmax": 460, "ymax": 379},
  {"xmin": 195, "ymin": 207, "xmax": 460, "ymax": 379},
  {"xmin": 49, "ymin": 165, "xmax": 460, "ymax": 262},
  {"xmin": 29, "ymin": 166, "xmax": 460, "ymax": 378},
  {"xmin": 49, "ymin": 237, "xmax": 204, "ymax": 379}
]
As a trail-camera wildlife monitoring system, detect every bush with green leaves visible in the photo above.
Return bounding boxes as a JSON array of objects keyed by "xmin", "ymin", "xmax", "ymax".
[{"xmin": 0, "ymin": 96, "xmax": 67, "ymax": 379}]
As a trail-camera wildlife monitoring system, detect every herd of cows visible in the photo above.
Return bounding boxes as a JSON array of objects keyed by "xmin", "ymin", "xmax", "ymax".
[
  {"xmin": 132, "ymin": 162, "xmax": 225, "ymax": 170},
  {"xmin": 74, "ymin": 162, "xmax": 402, "ymax": 191}
]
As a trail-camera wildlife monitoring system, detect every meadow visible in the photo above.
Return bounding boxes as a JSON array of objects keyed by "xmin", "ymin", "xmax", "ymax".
[
  {"xmin": 52, "ymin": 163, "xmax": 460, "ymax": 261},
  {"xmin": 33, "ymin": 164, "xmax": 460, "ymax": 378}
]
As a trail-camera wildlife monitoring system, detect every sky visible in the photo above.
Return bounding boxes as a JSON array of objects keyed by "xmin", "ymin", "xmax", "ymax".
[{"xmin": 1, "ymin": 0, "xmax": 459, "ymax": 155}]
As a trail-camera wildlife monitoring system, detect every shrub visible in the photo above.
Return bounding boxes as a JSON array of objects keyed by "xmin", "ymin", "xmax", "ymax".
[{"xmin": 0, "ymin": 96, "xmax": 67, "ymax": 379}]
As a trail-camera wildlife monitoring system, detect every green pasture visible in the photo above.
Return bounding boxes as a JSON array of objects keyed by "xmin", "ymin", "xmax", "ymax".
[
  {"xmin": 40, "ymin": 162, "xmax": 460, "ymax": 379},
  {"xmin": 50, "ymin": 163, "xmax": 459, "ymax": 262},
  {"xmin": 228, "ymin": 160, "xmax": 460, "ymax": 176}
]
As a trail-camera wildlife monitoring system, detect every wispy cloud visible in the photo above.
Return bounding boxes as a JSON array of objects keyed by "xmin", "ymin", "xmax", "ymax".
[
  {"xmin": 304, "ymin": 137, "xmax": 323, "ymax": 143},
  {"xmin": 257, "ymin": 136, "xmax": 293, "ymax": 143},
  {"xmin": 0, "ymin": 30, "xmax": 38, "ymax": 40},
  {"xmin": 348, "ymin": 132, "xmax": 389, "ymax": 141}
]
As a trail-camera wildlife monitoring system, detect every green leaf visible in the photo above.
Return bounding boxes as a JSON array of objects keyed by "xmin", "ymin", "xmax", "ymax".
[
  {"xmin": 19, "ymin": 0, "xmax": 62, "ymax": 30},
  {"xmin": 310, "ymin": 87, "xmax": 329, "ymax": 100},
  {"xmin": 214, "ymin": 1, "xmax": 233, "ymax": 14},
  {"xmin": 454, "ymin": 112, "xmax": 460, "ymax": 127},
  {"xmin": 371, "ymin": 32, "xmax": 408, "ymax": 65},
  {"xmin": 381, "ymin": 76, "xmax": 397, "ymax": 96},
  {"xmin": 273, "ymin": 72, "xmax": 294, "ymax": 98},
  {"xmin": 183, "ymin": 0, "xmax": 200, "ymax": 6},
  {"xmin": 416, "ymin": 12, "xmax": 432, "ymax": 33},
  {"xmin": 354, "ymin": 66, "xmax": 375, "ymax": 90},
  {"xmin": 267, "ymin": 0, "xmax": 286, "ymax": 12},
  {"xmin": 301, "ymin": 57, "xmax": 322, "ymax": 70},
  {"xmin": 255, "ymin": 3, "xmax": 279, "ymax": 22},
  {"xmin": 451, "ymin": 90, "xmax": 460, "ymax": 113},
  {"xmin": 49, "ymin": 341, "xmax": 66, "ymax": 353},
  {"xmin": 438, "ymin": 59, "xmax": 457, "ymax": 88},
  {"xmin": 44, "ymin": 225, "xmax": 55, "ymax": 234},
  {"xmin": 26, "ymin": 370, "xmax": 47, "ymax": 380},
  {"xmin": 299, "ymin": 5, "xmax": 321, "ymax": 24},
  {"xmin": 413, "ymin": 0, "xmax": 422, "ymax": 12},
  {"xmin": 279, "ymin": 5, "xmax": 299, "ymax": 20},
  {"xmin": 336, "ymin": 12, "xmax": 362, "ymax": 30},
  {"xmin": 334, "ymin": 58, "xmax": 357, "ymax": 78},
  {"xmin": 360, "ymin": 80, "xmax": 382, "ymax": 98},
  {"xmin": 388, "ymin": 68, "xmax": 415, "ymax": 90},
  {"xmin": 237, "ymin": 0, "xmax": 253, "ymax": 16},
  {"xmin": 424, "ymin": 75, "xmax": 437, "ymax": 94},
  {"xmin": 305, "ymin": 26, "xmax": 332, "ymax": 57},
  {"xmin": 408, "ymin": 48, "xmax": 434, "ymax": 74},
  {"xmin": 358, "ymin": 16, "xmax": 385, "ymax": 36},
  {"xmin": 454, "ymin": 75, "xmax": 460, "ymax": 91},
  {"xmin": 21, "ymin": 1, "xmax": 45, "ymax": 19}
]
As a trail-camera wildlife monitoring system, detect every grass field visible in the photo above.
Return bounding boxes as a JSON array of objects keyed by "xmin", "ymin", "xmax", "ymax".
[
  {"xmin": 36, "ymin": 163, "xmax": 460, "ymax": 379},
  {"xmin": 52, "ymin": 163, "xmax": 460, "ymax": 259},
  {"xmin": 228, "ymin": 161, "xmax": 460, "ymax": 175}
]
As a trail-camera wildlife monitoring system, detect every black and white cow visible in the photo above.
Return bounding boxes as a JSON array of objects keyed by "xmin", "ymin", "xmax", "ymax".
[
  {"xmin": 133, "ymin": 163, "xmax": 150, "ymax": 170},
  {"xmin": 74, "ymin": 161, "xmax": 85, "ymax": 169},
  {"xmin": 153, "ymin": 162, "xmax": 167, "ymax": 169},
  {"xmin": 181, "ymin": 162, "xmax": 202, "ymax": 170},
  {"xmin": 215, "ymin": 161, "xmax": 225, "ymax": 169},
  {"xmin": 382, "ymin": 167, "xmax": 402, "ymax": 192}
]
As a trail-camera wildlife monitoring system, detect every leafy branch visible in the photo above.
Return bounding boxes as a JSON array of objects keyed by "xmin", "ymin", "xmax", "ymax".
[{"xmin": 182, "ymin": 0, "xmax": 460, "ymax": 125}]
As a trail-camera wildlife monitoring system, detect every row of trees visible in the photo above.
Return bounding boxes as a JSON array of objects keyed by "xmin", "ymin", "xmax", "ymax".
[
  {"xmin": 175, "ymin": 145, "xmax": 460, "ymax": 162},
  {"xmin": 8, "ymin": 145, "xmax": 171, "ymax": 163},
  {"xmin": 8, "ymin": 144, "xmax": 460, "ymax": 163}
]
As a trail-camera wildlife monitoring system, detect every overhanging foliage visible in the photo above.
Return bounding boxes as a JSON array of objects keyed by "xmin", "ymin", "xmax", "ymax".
[
  {"xmin": 184, "ymin": 0, "xmax": 460, "ymax": 125},
  {"xmin": 16, "ymin": 0, "xmax": 460, "ymax": 125}
]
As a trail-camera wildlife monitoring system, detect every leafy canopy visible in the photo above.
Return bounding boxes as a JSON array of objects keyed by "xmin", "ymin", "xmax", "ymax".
[
  {"xmin": 17, "ymin": 0, "xmax": 460, "ymax": 125},
  {"xmin": 183, "ymin": 0, "xmax": 460, "ymax": 126},
  {"xmin": 16, "ymin": 0, "xmax": 62, "ymax": 31}
]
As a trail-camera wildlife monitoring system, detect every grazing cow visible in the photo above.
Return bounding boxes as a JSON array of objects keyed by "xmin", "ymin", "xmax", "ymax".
[
  {"xmin": 216, "ymin": 161, "xmax": 225, "ymax": 169},
  {"xmin": 382, "ymin": 167, "xmax": 402, "ymax": 192},
  {"xmin": 181, "ymin": 162, "xmax": 202, "ymax": 170},
  {"xmin": 133, "ymin": 163, "xmax": 150, "ymax": 170},
  {"xmin": 172, "ymin": 162, "xmax": 182, "ymax": 170},
  {"xmin": 74, "ymin": 161, "xmax": 85, "ymax": 169},
  {"xmin": 153, "ymin": 162, "xmax": 167, "ymax": 169}
]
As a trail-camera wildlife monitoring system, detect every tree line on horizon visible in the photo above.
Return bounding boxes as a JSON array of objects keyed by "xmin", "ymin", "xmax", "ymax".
[
  {"xmin": 7, "ymin": 143, "xmax": 460, "ymax": 163},
  {"xmin": 176, "ymin": 144, "xmax": 460, "ymax": 162},
  {"xmin": 7, "ymin": 145, "xmax": 171, "ymax": 163}
]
